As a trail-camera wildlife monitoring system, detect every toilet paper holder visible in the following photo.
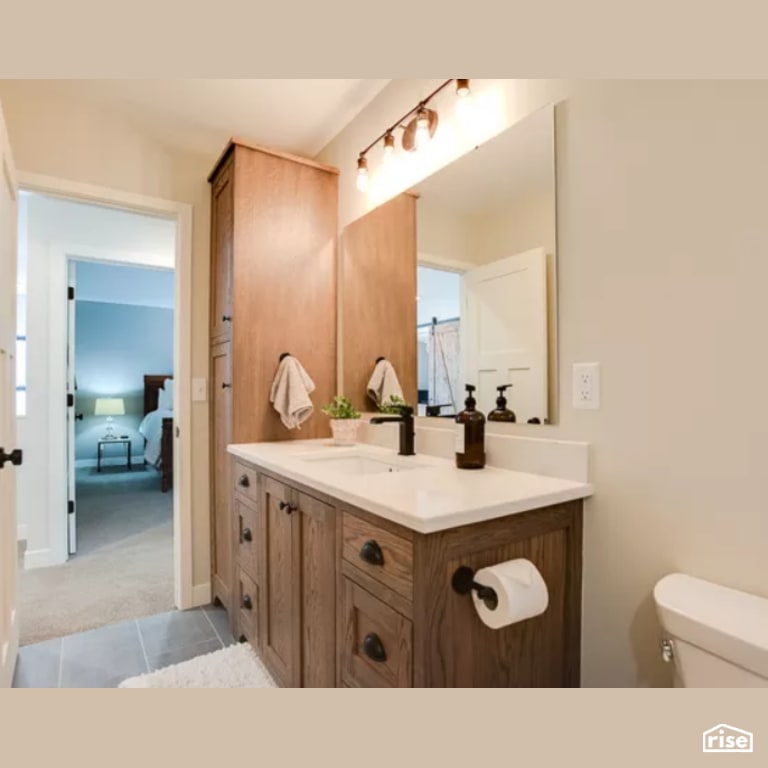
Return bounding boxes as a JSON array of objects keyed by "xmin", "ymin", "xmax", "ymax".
[{"xmin": 451, "ymin": 566, "xmax": 498, "ymax": 610}]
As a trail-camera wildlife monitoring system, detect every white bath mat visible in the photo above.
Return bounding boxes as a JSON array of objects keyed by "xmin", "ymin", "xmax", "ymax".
[{"xmin": 119, "ymin": 642, "xmax": 277, "ymax": 688}]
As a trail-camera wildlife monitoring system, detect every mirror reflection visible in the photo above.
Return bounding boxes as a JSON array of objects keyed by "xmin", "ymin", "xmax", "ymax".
[{"xmin": 341, "ymin": 104, "xmax": 558, "ymax": 425}]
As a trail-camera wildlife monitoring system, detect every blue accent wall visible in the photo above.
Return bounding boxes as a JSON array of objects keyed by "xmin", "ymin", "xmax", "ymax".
[{"xmin": 74, "ymin": 300, "xmax": 174, "ymax": 461}]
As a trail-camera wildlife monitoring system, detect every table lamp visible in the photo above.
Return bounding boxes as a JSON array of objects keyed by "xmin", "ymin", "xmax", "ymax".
[{"xmin": 94, "ymin": 397, "xmax": 125, "ymax": 439}]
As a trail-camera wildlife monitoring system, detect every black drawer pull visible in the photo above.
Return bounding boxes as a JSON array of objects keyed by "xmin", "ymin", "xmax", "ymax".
[
  {"xmin": 222, "ymin": 315, "xmax": 232, "ymax": 322},
  {"xmin": 222, "ymin": 382, "xmax": 232, "ymax": 389},
  {"xmin": 242, "ymin": 594, "xmax": 253, "ymax": 610},
  {"xmin": 362, "ymin": 633, "xmax": 387, "ymax": 663},
  {"xmin": 242, "ymin": 527, "xmax": 252, "ymax": 542},
  {"xmin": 359, "ymin": 539, "xmax": 384, "ymax": 567},
  {"xmin": 238, "ymin": 474, "xmax": 250, "ymax": 488}
]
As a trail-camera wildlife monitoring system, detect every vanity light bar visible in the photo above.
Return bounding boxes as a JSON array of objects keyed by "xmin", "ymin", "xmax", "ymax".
[{"xmin": 355, "ymin": 78, "xmax": 471, "ymax": 191}]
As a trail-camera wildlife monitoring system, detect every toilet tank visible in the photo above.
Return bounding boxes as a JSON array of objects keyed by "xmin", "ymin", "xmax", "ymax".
[{"xmin": 654, "ymin": 573, "xmax": 768, "ymax": 688}]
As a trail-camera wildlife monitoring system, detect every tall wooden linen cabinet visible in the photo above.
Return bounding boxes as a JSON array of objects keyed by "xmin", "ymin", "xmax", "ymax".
[{"xmin": 208, "ymin": 140, "xmax": 338, "ymax": 616}]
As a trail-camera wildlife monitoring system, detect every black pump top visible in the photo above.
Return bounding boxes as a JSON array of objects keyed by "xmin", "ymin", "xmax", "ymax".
[
  {"xmin": 495, "ymin": 383, "xmax": 513, "ymax": 408},
  {"xmin": 464, "ymin": 384, "xmax": 477, "ymax": 410}
]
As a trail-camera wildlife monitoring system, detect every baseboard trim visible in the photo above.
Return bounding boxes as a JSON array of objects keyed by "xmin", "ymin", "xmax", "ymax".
[
  {"xmin": 75, "ymin": 456, "xmax": 148, "ymax": 469},
  {"xmin": 191, "ymin": 582, "xmax": 212, "ymax": 608},
  {"xmin": 22, "ymin": 548, "xmax": 60, "ymax": 570}
]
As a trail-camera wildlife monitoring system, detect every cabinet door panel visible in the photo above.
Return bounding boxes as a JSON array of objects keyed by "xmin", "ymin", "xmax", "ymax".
[
  {"xmin": 210, "ymin": 158, "xmax": 233, "ymax": 342},
  {"xmin": 297, "ymin": 491, "xmax": 336, "ymax": 688},
  {"xmin": 260, "ymin": 476, "xmax": 298, "ymax": 686},
  {"xmin": 211, "ymin": 342, "xmax": 232, "ymax": 609}
]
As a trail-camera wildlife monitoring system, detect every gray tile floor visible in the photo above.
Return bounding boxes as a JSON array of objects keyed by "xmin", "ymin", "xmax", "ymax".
[{"xmin": 12, "ymin": 605, "xmax": 236, "ymax": 688}]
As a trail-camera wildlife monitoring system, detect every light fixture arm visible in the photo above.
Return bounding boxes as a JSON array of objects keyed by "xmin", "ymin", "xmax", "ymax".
[{"xmin": 357, "ymin": 79, "xmax": 459, "ymax": 159}]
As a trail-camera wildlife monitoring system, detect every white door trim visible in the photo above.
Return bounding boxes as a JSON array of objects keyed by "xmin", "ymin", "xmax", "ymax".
[{"xmin": 18, "ymin": 171, "xmax": 196, "ymax": 611}]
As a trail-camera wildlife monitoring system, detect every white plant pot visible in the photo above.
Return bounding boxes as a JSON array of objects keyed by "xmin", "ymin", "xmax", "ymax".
[{"xmin": 329, "ymin": 419, "xmax": 360, "ymax": 446}]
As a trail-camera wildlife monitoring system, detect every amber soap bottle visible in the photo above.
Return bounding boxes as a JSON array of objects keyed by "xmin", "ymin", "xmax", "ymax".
[{"xmin": 455, "ymin": 384, "xmax": 486, "ymax": 469}]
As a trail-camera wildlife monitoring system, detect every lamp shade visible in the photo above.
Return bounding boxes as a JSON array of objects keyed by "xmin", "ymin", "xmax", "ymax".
[{"xmin": 94, "ymin": 397, "xmax": 125, "ymax": 416}]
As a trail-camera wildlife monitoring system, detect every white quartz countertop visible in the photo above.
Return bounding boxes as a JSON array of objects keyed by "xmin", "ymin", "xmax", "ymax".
[{"xmin": 227, "ymin": 440, "xmax": 593, "ymax": 534}]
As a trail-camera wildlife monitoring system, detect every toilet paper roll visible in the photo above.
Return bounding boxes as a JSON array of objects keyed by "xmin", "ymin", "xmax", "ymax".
[{"xmin": 471, "ymin": 558, "xmax": 549, "ymax": 629}]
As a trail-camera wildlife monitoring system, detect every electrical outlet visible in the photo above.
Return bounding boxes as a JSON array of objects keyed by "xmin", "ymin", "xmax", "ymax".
[{"xmin": 573, "ymin": 363, "xmax": 600, "ymax": 409}]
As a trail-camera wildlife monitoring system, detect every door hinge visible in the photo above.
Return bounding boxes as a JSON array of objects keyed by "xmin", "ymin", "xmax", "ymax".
[
  {"xmin": 67, "ymin": 393, "xmax": 74, "ymax": 407},
  {"xmin": 68, "ymin": 286, "xmax": 75, "ymax": 300},
  {"xmin": 68, "ymin": 500, "xmax": 75, "ymax": 515}
]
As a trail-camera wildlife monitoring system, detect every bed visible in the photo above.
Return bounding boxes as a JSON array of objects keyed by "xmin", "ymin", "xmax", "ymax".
[{"xmin": 139, "ymin": 374, "xmax": 174, "ymax": 493}]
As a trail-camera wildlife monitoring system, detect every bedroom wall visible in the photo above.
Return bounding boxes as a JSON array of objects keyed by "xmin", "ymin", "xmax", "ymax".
[
  {"xmin": 74, "ymin": 300, "xmax": 174, "ymax": 463},
  {"xmin": 319, "ymin": 79, "xmax": 768, "ymax": 687},
  {"xmin": 0, "ymin": 84, "xmax": 214, "ymax": 590}
]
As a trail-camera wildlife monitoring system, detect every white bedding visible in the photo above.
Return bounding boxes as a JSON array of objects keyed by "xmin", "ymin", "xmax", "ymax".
[{"xmin": 139, "ymin": 408, "xmax": 174, "ymax": 466}]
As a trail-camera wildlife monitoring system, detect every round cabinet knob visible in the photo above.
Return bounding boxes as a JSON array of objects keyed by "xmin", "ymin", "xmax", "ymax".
[
  {"xmin": 238, "ymin": 474, "xmax": 250, "ymax": 488},
  {"xmin": 222, "ymin": 315, "xmax": 232, "ymax": 322},
  {"xmin": 242, "ymin": 594, "xmax": 253, "ymax": 610},
  {"xmin": 362, "ymin": 633, "xmax": 387, "ymax": 663},
  {"xmin": 278, "ymin": 500, "xmax": 295, "ymax": 514},
  {"xmin": 222, "ymin": 382, "xmax": 232, "ymax": 389},
  {"xmin": 242, "ymin": 527, "xmax": 252, "ymax": 542},
  {"xmin": 359, "ymin": 539, "xmax": 384, "ymax": 567}
]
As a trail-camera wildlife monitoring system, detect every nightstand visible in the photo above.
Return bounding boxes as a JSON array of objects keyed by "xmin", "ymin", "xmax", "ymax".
[{"xmin": 97, "ymin": 438, "xmax": 132, "ymax": 472}]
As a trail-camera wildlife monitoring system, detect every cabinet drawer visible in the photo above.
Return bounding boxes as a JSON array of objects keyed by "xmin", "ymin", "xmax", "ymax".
[
  {"xmin": 341, "ymin": 579, "xmax": 412, "ymax": 688},
  {"xmin": 342, "ymin": 512, "xmax": 413, "ymax": 600},
  {"xmin": 234, "ymin": 495, "xmax": 259, "ymax": 582},
  {"xmin": 236, "ymin": 569, "xmax": 259, "ymax": 645},
  {"xmin": 233, "ymin": 461, "xmax": 258, "ymax": 503}
]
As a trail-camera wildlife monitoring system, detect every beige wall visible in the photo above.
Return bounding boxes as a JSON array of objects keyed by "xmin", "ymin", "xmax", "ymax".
[
  {"xmin": 319, "ymin": 79, "xmax": 768, "ymax": 686},
  {"xmin": 0, "ymin": 83, "xmax": 214, "ymax": 589}
]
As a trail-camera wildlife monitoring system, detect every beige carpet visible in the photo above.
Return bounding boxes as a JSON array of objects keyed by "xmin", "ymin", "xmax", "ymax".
[
  {"xmin": 18, "ymin": 520, "xmax": 174, "ymax": 645},
  {"xmin": 18, "ymin": 467, "xmax": 174, "ymax": 646}
]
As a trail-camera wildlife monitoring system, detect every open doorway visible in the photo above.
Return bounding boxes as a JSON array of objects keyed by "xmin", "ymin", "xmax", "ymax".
[
  {"xmin": 14, "ymin": 189, "xmax": 192, "ymax": 646},
  {"xmin": 68, "ymin": 261, "xmax": 175, "ymax": 590}
]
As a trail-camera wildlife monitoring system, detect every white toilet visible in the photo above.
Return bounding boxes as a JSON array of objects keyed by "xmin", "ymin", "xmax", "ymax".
[{"xmin": 654, "ymin": 573, "xmax": 768, "ymax": 687}]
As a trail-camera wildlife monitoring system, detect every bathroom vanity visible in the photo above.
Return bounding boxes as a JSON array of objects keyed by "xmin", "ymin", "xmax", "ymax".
[{"xmin": 227, "ymin": 440, "xmax": 592, "ymax": 687}]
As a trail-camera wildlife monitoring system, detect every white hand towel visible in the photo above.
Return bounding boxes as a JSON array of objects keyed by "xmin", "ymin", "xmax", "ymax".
[
  {"xmin": 269, "ymin": 356, "xmax": 316, "ymax": 430},
  {"xmin": 366, "ymin": 359, "xmax": 404, "ymax": 406}
]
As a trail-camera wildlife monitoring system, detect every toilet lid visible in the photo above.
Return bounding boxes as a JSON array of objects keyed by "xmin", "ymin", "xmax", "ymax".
[{"xmin": 654, "ymin": 573, "xmax": 768, "ymax": 678}]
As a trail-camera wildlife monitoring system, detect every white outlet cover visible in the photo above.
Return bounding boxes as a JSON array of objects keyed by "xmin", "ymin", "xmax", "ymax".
[
  {"xmin": 192, "ymin": 377, "xmax": 207, "ymax": 402},
  {"xmin": 573, "ymin": 362, "xmax": 600, "ymax": 410}
]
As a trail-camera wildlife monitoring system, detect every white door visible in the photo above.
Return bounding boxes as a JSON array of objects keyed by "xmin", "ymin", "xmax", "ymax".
[
  {"xmin": 66, "ymin": 262, "xmax": 77, "ymax": 555},
  {"xmin": 0, "ymin": 100, "xmax": 20, "ymax": 687},
  {"xmin": 461, "ymin": 247, "xmax": 548, "ymax": 423}
]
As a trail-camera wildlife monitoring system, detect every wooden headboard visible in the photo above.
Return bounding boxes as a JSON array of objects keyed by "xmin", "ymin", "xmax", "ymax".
[{"xmin": 143, "ymin": 374, "xmax": 173, "ymax": 415}]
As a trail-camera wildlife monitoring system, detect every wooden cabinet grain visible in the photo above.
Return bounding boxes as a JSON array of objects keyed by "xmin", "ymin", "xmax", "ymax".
[
  {"xmin": 208, "ymin": 140, "xmax": 338, "ymax": 628},
  {"xmin": 210, "ymin": 341, "xmax": 232, "ymax": 609},
  {"xmin": 237, "ymin": 462, "xmax": 583, "ymax": 688}
]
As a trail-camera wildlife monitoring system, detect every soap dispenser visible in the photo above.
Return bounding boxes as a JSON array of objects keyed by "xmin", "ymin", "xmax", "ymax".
[
  {"xmin": 488, "ymin": 384, "xmax": 516, "ymax": 423},
  {"xmin": 455, "ymin": 384, "xmax": 486, "ymax": 469}
]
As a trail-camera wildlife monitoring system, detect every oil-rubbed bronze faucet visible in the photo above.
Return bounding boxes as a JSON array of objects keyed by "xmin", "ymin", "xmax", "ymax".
[{"xmin": 370, "ymin": 405, "xmax": 415, "ymax": 456}]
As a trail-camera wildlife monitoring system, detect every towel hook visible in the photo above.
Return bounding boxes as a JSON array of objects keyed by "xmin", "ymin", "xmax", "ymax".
[
  {"xmin": 375, "ymin": 356, "xmax": 386, "ymax": 364},
  {"xmin": 451, "ymin": 566, "xmax": 498, "ymax": 611},
  {"xmin": 279, "ymin": 352, "xmax": 291, "ymax": 362}
]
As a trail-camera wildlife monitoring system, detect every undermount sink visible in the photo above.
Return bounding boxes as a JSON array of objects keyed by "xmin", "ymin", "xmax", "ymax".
[{"xmin": 298, "ymin": 451, "xmax": 425, "ymax": 477}]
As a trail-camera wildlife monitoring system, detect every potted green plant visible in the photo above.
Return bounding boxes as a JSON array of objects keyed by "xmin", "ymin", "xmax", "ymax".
[
  {"xmin": 378, "ymin": 394, "xmax": 408, "ymax": 414},
  {"xmin": 321, "ymin": 395, "xmax": 362, "ymax": 446}
]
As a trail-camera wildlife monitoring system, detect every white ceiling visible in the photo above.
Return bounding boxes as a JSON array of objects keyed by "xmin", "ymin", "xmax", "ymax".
[
  {"xmin": 75, "ymin": 261, "xmax": 175, "ymax": 309},
  {"xmin": 4, "ymin": 79, "xmax": 391, "ymax": 157},
  {"xmin": 413, "ymin": 105, "xmax": 555, "ymax": 214}
]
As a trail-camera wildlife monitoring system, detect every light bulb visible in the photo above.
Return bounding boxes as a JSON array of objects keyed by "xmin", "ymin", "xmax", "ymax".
[
  {"xmin": 456, "ymin": 79, "xmax": 471, "ymax": 98},
  {"xmin": 415, "ymin": 107, "xmax": 430, "ymax": 149},
  {"xmin": 356, "ymin": 155, "xmax": 368, "ymax": 192},
  {"xmin": 382, "ymin": 132, "xmax": 395, "ymax": 164}
]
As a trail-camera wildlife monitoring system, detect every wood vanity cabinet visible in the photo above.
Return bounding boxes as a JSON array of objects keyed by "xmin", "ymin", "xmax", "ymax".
[
  {"xmin": 233, "ymin": 460, "xmax": 583, "ymax": 688},
  {"xmin": 207, "ymin": 139, "xmax": 338, "ymax": 614}
]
